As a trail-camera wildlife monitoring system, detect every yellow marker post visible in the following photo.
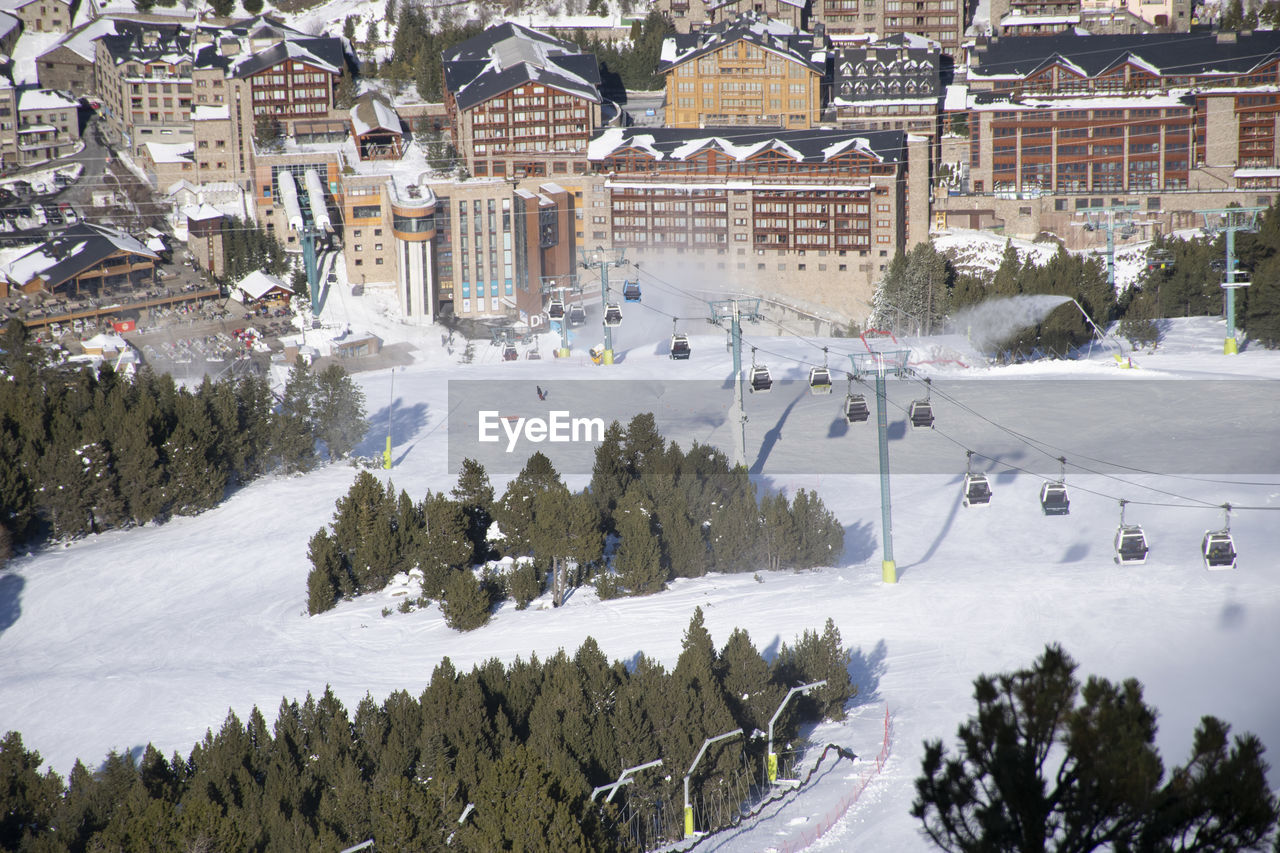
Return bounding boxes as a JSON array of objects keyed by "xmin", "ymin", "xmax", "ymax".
[
  {"xmin": 684, "ymin": 805, "xmax": 694, "ymax": 838},
  {"xmin": 383, "ymin": 436, "xmax": 392, "ymax": 470}
]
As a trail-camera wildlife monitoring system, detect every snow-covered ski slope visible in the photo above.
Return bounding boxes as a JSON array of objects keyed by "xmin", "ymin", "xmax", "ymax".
[{"xmin": 2, "ymin": 278, "xmax": 1279, "ymax": 851}]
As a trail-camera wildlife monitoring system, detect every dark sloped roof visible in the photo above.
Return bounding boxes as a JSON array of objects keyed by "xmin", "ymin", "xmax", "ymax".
[
  {"xmin": 443, "ymin": 21, "xmax": 601, "ymax": 110},
  {"xmin": 973, "ymin": 31, "xmax": 1280, "ymax": 78},
  {"xmin": 589, "ymin": 126, "xmax": 905, "ymax": 165},
  {"xmin": 656, "ymin": 11, "xmax": 826, "ymax": 76},
  {"xmin": 8, "ymin": 222, "xmax": 158, "ymax": 291},
  {"xmin": 96, "ymin": 22, "xmax": 190, "ymax": 64},
  {"xmin": 233, "ymin": 36, "xmax": 344, "ymax": 78}
]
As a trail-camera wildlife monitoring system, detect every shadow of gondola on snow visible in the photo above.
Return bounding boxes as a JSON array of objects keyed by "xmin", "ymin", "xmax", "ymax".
[
  {"xmin": 0, "ymin": 572, "xmax": 23, "ymax": 638},
  {"xmin": 827, "ymin": 416, "xmax": 848, "ymax": 439},
  {"xmin": 1059, "ymin": 542, "xmax": 1090, "ymax": 563}
]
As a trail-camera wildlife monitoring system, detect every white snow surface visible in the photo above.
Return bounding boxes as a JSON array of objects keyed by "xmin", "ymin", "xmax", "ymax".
[{"xmin": 2, "ymin": 264, "xmax": 1280, "ymax": 852}]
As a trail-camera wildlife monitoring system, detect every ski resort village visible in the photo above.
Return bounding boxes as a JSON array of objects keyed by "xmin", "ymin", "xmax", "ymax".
[{"xmin": 2, "ymin": 0, "xmax": 1280, "ymax": 848}]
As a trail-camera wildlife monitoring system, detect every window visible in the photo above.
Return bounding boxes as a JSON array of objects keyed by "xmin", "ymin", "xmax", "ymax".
[{"xmin": 839, "ymin": 264, "xmax": 847, "ymax": 271}]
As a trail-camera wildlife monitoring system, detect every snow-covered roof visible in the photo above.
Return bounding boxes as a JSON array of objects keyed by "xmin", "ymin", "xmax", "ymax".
[
  {"xmin": 81, "ymin": 332, "xmax": 129, "ymax": 351},
  {"xmin": 143, "ymin": 142, "xmax": 194, "ymax": 164},
  {"xmin": 234, "ymin": 270, "xmax": 293, "ymax": 300},
  {"xmin": 182, "ymin": 202, "xmax": 223, "ymax": 221},
  {"xmin": 657, "ymin": 10, "xmax": 826, "ymax": 77},
  {"xmin": 351, "ymin": 95, "xmax": 402, "ymax": 136},
  {"xmin": 590, "ymin": 126, "xmax": 902, "ymax": 165},
  {"xmin": 1000, "ymin": 13, "xmax": 1080, "ymax": 25},
  {"xmin": 1, "ymin": 222, "xmax": 159, "ymax": 291},
  {"xmin": 191, "ymin": 104, "xmax": 230, "ymax": 121},
  {"xmin": 0, "ymin": 10, "xmax": 19, "ymax": 40},
  {"xmin": 17, "ymin": 89, "xmax": 79, "ymax": 111},
  {"xmin": 972, "ymin": 31, "xmax": 1280, "ymax": 80},
  {"xmin": 443, "ymin": 21, "xmax": 602, "ymax": 110},
  {"xmin": 944, "ymin": 84, "xmax": 968, "ymax": 111}
]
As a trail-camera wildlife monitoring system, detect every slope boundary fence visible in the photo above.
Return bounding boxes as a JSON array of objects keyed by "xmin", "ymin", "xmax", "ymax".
[
  {"xmin": 777, "ymin": 703, "xmax": 892, "ymax": 853},
  {"xmin": 675, "ymin": 704, "xmax": 892, "ymax": 853}
]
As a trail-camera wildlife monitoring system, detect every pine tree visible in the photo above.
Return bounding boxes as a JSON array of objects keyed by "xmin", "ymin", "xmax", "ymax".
[
  {"xmin": 613, "ymin": 483, "xmax": 665, "ymax": 595},
  {"xmin": 415, "ymin": 491, "xmax": 472, "ymax": 597},
  {"xmin": 789, "ymin": 489, "xmax": 844, "ymax": 569},
  {"xmin": 914, "ymin": 644, "xmax": 1280, "ymax": 853},
  {"xmin": 0, "ymin": 731, "xmax": 62, "ymax": 848},
  {"xmin": 494, "ymin": 452, "xmax": 563, "ymax": 556},
  {"xmin": 440, "ymin": 569, "xmax": 490, "ymax": 631},
  {"xmin": 589, "ymin": 420, "xmax": 631, "ymax": 529},
  {"xmin": 313, "ymin": 364, "xmax": 367, "ymax": 461},
  {"xmin": 452, "ymin": 457, "xmax": 495, "ymax": 564},
  {"xmin": 274, "ymin": 357, "xmax": 316, "ymax": 473},
  {"xmin": 719, "ymin": 628, "xmax": 781, "ymax": 737},
  {"xmin": 307, "ymin": 530, "xmax": 343, "ymax": 613}
]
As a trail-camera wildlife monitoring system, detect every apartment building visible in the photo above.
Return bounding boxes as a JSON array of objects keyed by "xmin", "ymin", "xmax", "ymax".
[
  {"xmin": 0, "ymin": 0, "xmax": 75, "ymax": 34},
  {"xmin": 657, "ymin": 11, "xmax": 827, "ymax": 130},
  {"xmin": 442, "ymin": 22, "xmax": 602, "ymax": 179},
  {"xmin": 589, "ymin": 126, "xmax": 930, "ymax": 324},
  {"xmin": 811, "ymin": 0, "xmax": 968, "ymax": 59},
  {"xmin": 95, "ymin": 22, "xmax": 193, "ymax": 156},
  {"xmin": 0, "ymin": 85, "xmax": 81, "ymax": 169},
  {"xmin": 830, "ymin": 33, "xmax": 943, "ymax": 134},
  {"xmin": 938, "ymin": 31, "xmax": 1280, "ymax": 243},
  {"xmin": 655, "ymin": 0, "xmax": 807, "ymax": 32},
  {"xmin": 16, "ymin": 88, "xmax": 80, "ymax": 164}
]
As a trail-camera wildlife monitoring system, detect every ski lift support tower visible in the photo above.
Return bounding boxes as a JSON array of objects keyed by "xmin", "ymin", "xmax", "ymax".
[
  {"xmin": 1078, "ymin": 204, "xmax": 1139, "ymax": 297},
  {"xmin": 849, "ymin": 346, "xmax": 912, "ymax": 584},
  {"xmin": 578, "ymin": 246, "xmax": 628, "ymax": 365},
  {"xmin": 1197, "ymin": 206, "xmax": 1266, "ymax": 355},
  {"xmin": 709, "ymin": 298, "xmax": 763, "ymax": 468}
]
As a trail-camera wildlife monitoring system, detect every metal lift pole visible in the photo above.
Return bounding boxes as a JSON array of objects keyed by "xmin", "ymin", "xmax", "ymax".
[
  {"xmin": 1225, "ymin": 227, "xmax": 1239, "ymax": 355},
  {"xmin": 731, "ymin": 301, "xmax": 747, "ymax": 469},
  {"xmin": 600, "ymin": 263, "xmax": 614, "ymax": 365},
  {"xmin": 874, "ymin": 356, "xmax": 896, "ymax": 584}
]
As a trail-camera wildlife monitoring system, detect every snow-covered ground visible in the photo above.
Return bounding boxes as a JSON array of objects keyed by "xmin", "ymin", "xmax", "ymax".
[{"xmin": 2, "ymin": 268, "xmax": 1279, "ymax": 851}]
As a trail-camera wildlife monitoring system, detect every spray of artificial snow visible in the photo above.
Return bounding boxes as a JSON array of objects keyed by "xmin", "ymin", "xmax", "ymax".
[{"xmin": 945, "ymin": 294, "xmax": 1075, "ymax": 351}]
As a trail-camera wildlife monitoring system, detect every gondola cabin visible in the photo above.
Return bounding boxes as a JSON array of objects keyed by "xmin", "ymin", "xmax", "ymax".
[
  {"xmin": 808, "ymin": 366, "xmax": 833, "ymax": 394},
  {"xmin": 604, "ymin": 303, "xmax": 623, "ymax": 326},
  {"xmin": 502, "ymin": 343, "xmax": 519, "ymax": 361},
  {"xmin": 547, "ymin": 296, "xmax": 565, "ymax": 319},
  {"xmin": 1202, "ymin": 531, "xmax": 1237, "ymax": 571},
  {"xmin": 844, "ymin": 394, "xmax": 869, "ymax": 423},
  {"xmin": 568, "ymin": 304, "xmax": 586, "ymax": 326},
  {"xmin": 962, "ymin": 472, "xmax": 992, "ymax": 507},
  {"xmin": 749, "ymin": 365, "xmax": 772, "ymax": 393},
  {"xmin": 670, "ymin": 334, "xmax": 691, "ymax": 360},
  {"xmin": 909, "ymin": 400, "xmax": 935, "ymax": 429},
  {"xmin": 1039, "ymin": 482, "xmax": 1070, "ymax": 515},
  {"xmin": 622, "ymin": 280, "xmax": 641, "ymax": 302},
  {"xmin": 1114, "ymin": 525, "xmax": 1149, "ymax": 565}
]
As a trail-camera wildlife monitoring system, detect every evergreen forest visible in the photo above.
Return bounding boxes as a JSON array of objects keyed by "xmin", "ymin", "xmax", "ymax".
[
  {"xmin": 0, "ymin": 324, "xmax": 367, "ymax": 567},
  {"xmin": 873, "ymin": 198, "xmax": 1280, "ymax": 354},
  {"xmin": 0, "ymin": 613, "xmax": 857, "ymax": 851},
  {"xmin": 306, "ymin": 413, "xmax": 845, "ymax": 621}
]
